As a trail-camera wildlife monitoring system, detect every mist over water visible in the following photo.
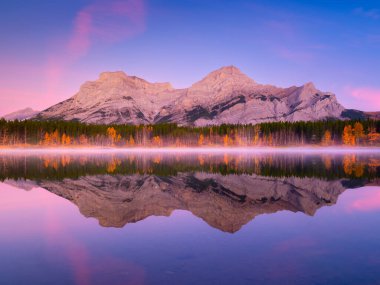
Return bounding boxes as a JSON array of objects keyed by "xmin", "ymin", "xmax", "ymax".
[{"xmin": 1, "ymin": 151, "xmax": 380, "ymax": 284}]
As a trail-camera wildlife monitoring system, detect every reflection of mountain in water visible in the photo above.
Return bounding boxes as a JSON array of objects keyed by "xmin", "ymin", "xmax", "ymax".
[
  {"xmin": 2, "ymin": 153, "xmax": 380, "ymax": 233},
  {"xmin": 11, "ymin": 173, "xmax": 373, "ymax": 233}
]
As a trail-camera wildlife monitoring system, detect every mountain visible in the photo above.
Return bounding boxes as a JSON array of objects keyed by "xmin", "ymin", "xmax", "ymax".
[
  {"xmin": 34, "ymin": 66, "xmax": 373, "ymax": 125},
  {"xmin": 2, "ymin": 108, "xmax": 39, "ymax": 121}
]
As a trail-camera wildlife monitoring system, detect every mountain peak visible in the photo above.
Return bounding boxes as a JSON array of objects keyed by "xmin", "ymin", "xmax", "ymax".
[
  {"xmin": 2, "ymin": 108, "xmax": 39, "ymax": 121},
  {"xmin": 192, "ymin": 66, "xmax": 256, "ymax": 90},
  {"xmin": 303, "ymin": 81, "xmax": 316, "ymax": 89},
  {"xmin": 99, "ymin": 71, "xmax": 128, "ymax": 81},
  {"xmin": 212, "ymin": 65, "xmax": 243, "ymax": 75},
  {"xmin": 300, "ymin": 82, "xmax": 318, "ymax": 95}
]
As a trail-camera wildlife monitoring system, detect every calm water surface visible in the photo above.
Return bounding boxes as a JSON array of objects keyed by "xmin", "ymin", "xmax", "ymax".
[{"xmin": 1, "ymin": 151, "xmax": 380, "ymax": 285}]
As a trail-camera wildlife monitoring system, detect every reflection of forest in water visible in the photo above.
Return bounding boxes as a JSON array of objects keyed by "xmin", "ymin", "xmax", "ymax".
[
  {"xmin": 0, "ymin": 153, "xmax": 380, "ymax": 181},
  {"xmin": 2, "ymin": 153, "xmax": 380, "ymax": 232}
]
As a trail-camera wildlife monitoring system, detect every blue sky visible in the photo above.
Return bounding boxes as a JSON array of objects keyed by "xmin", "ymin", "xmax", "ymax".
[{"xmin": 0, "ymin": 0, "xmax": 379, "ymax": 115}]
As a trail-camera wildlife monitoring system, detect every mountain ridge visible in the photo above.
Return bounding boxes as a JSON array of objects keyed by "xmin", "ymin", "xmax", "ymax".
[
  {"xmin": 2, "ymin": 108, "xmax": 40, "ymax": 121},
  {"xmin": 32, "ymin": 66, "xmax": 379, "ymax": 125}
]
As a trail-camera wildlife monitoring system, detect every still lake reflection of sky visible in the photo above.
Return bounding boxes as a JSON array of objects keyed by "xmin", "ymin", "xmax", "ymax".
[{"xmin": 1, "ymin": 152, "xmax": 380, "ymax": 285}]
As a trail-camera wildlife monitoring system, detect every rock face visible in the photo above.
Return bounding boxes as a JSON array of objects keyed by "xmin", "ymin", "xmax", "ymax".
[
  {"xmin": 22, "ymin": 173, "xmax": 352, "ymax": 233},
  {"xmin": 35, "ymin": 66, "xmax": 348, "ymax": 125},
  {"xmin": 2, "ymin": 108, "xmax": 39, "ymax": 121}
]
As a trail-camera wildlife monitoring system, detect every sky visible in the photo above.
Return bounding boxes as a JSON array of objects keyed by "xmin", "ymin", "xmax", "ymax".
[{"xmin": 0, "ymin": 0, "xmax": 380, "ymax": 116}]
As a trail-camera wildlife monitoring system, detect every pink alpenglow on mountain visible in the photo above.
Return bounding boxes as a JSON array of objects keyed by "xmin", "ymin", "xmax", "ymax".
[
  {"xmin": 2, "ymin": 108, "xmax": 40, "ymax": 121},
  {"xmin": 36, "ymin": 66, "xmax": 363, "ymax": 125}
]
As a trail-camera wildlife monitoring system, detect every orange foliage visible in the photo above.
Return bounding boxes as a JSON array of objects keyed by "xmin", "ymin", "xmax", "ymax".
[
  {"xmin": 128, "ymin": 135, "xmax": 135, "ymax": 146},
  {"xmin": 107, "ymin": 127, "xmax": 117, "ymax": 145},
  {"xmin": 43, "ymin": 133, "xmax": 51, "ymax": 145},
  {"xmin": 342, "ymin": 125, "xmax": 354, "ymax": 145},
  {"xmin": 198, "ymin": 134, "xmax": 204, "ymax": 146},
  {"xmin": 79, "ymin": 135, "xmax": 88, "ymax": 145},
  {"xmin": 61, "ymin": 134, "xmax": 72, "ymax": 145},
  {"xmin": 322, "ymin": 130, "xmax": 332, "ymax": 146},
  {"xmin": 223, "ymin": 135, "xmax": 233, "ymax": 146},
  {"xmin": 51, "ymin": 130, "xmax": 60, "ymax": 145},
  {"xmin": 152, "ymin": 136, "xmax": 162, "ymax": 146}
]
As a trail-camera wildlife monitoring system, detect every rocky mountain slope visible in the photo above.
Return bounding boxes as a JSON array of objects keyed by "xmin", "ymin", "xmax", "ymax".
[
  {"xmin": 34, "ymin": 66, "xmax": 373, "ymax": 126},
  {"xmin": 2, "ymin": 108, "xmax": 39, "ymax": 121}
]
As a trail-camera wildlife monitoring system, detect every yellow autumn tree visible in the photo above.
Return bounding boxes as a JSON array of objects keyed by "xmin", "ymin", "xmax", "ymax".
[
  {"xmin": 43, "ymin": 132, "xmax": 51, "ymax": 145},
  {"xmin": 79, "ymin": 134, "xmax": 88, "ymax": 145},
  {"xmin": 65, "ymin": 135, "xmax": 71, "ymax": 145},
  {"xmin": 235, "ymin": 134, "xmax": 243, "ymax": 146},
  {"xmin": 322, "ymin": 130, "xmax": 332, "ymax": 146},
  {"xmin": 342, "ymin": 125, "xmax": 354, "ymax": 145},
  {"xmin": 253, "ymin": 125, "xmax": 260, "ymax": 145},
  {"xmin": 268, "ymin": 133, "xmax": 273, "ymax": 146},
  {"xmin": 198, "ymin": 134, "xmax": 204, "ymax": 146},
  {"xmin": 368, "ymin": 132, "xmax": 380, "ymax": 144},
  {"xmin": 107, "ymin": 127, "xmax": 117, "ymax": 145},
  {"xmin": 223, "ymin": 135, "xmax": 229, "ymax": 146},
  {"xmin": 152, "ymin": 136, "xmax": 162, "ymax": 146},
  {"xmin": 353, "ymin": 122, "xmax": 364, "ymax": 145},
  {"xmin": 51, "ymin": 130, "xmax": 60, "ymax": 145},
  {"xmin": 61, "ymin": 134, "xmax": 71, "ymax": 145},
  {"xmin": 128, "ymin": 135, "xmax": 135, "ymax": 146},
  {"xmin": 61, "ymin": 134, "xmax": 67, "ymax": 145}
]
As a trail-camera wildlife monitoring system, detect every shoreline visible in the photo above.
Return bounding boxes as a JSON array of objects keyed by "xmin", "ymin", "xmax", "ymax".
[{"xmin": 1, "ymin": 146, "xmax": 380, "ymax": 154}]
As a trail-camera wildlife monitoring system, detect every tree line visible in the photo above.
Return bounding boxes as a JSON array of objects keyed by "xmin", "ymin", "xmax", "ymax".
[{"xmin": 1, "ymin": 118, "xmax": 380, "ymax": 147}]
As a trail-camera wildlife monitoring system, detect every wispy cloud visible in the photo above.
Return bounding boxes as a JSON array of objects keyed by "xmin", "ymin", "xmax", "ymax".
[
  {"xmin": 68, "ymin": 0, "xmax": 146, "ymax": 59},
  {"xmin": 343, "ymin": 86, "xmax": 380, "ymax": 111},
  {"xmin": 45, "ymin": 0, "xmax": 146, "ymax": 99},
  {"xmin": 354, "ymin": 7, "xmax": 380, "ymax": 20}
]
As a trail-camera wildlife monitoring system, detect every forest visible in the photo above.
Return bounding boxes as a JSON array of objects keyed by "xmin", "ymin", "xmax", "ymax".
[{"xmin": 1, "ymin": 119, "xmax": 380, "ymax": 147}]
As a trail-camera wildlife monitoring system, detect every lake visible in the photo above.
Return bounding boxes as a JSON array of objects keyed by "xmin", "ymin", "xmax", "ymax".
[{"xmin": 1, "ymin": 150, "xmax": 380, "ymax": 285}]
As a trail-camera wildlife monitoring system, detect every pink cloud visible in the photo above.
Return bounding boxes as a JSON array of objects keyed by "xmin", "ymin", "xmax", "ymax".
[
  {"xmin": 344, "ymin": 86, "xmax": 380, "ymax": 111},
  {"xmin": 68, "ymin": 10, "xmax": 92, "ymax": 58},
  {"xmin": 0, "ymin": 0, "xmax": 146, "ymax": 116},
  {"xmin": 45, "ymin": 0, "xmax": 146, "ymax": 102},
  {"xmin": 67, "ymin": 0, "xmax": 146, "ymax": 59}
]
